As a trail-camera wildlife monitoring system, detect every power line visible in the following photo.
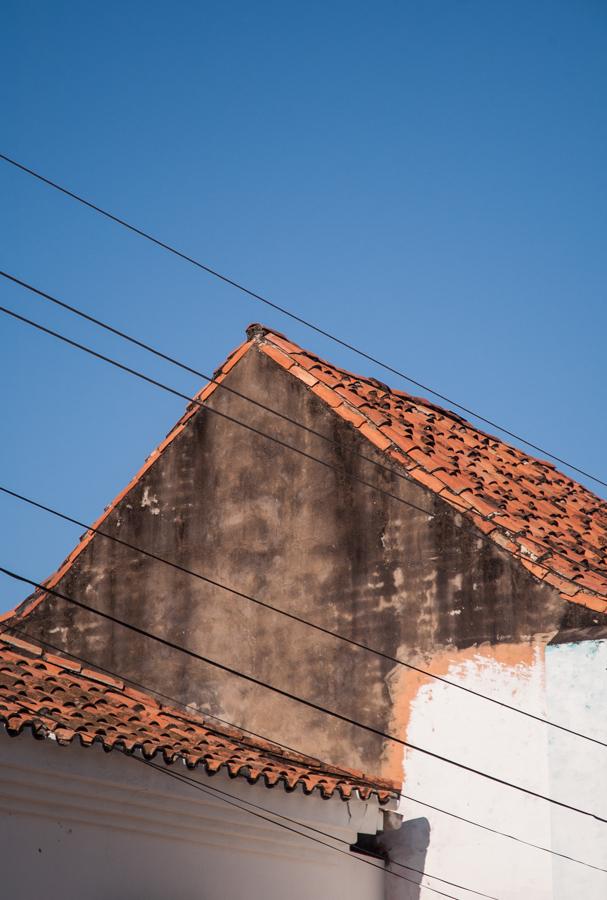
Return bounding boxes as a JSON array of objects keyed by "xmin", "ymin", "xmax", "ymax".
[
  {"xmin": 2, "ymin": 482, "xmax": 605, "ymax": 751},
  {"xmin": 5, "ymin": 268, "xmax": 607, "ymax": 591},
  {"xmin": 0, "ymin": 269, "xmax": 438, "ymax": 509},
  {"xmin": 136, "ymin": 758, "xmax": 495, "ymax": 899},
  {"xmin": 2, "ymin": 299, "xmax": 605, "ymax": 605},
  {"xmin": 0, "ymin": 303, "xmax": 432, "ymax": 518},
  {"xmin": 2, "ymin": 291, "xmax": 606, "ymax": 752},
  {"xmin": 1, "ymin": 566, "xmax": 605, "ymax": 825},
  {"xmin": 5, "ymin": 623, "xmax": 606, "ymax": 876},
  {"xmin": 2, "ymin": 285, "xmax": 606, "ymax": 798},
  {"xmin": 1, "ymin": 151, "xmax": 605, "ymax": 490},
  {"xmin": 11, "ymin": 717, "xmax": 459, "ymax": 899},
  {"xmin": 8, "ymin": 701, "xmax": 464, "ymax": 900},
  {"xmin": 2, "ymin": 154, "xmax": 605, "ymax": 879}
]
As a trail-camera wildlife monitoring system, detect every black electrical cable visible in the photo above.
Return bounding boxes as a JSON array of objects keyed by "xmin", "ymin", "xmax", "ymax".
[
  {"xmin": 1, "ymin": 566, "xmax": 605, "ymax": 825},
  {"xmin": 0, "ymin": 269, "xmax": 443, "ymax": 505},
  {"xmin": 5, "ymin": 623, "xmax": 605, "ymax": 876},
  {"xmin": 136, "ymin": 758, "xmax": 496, "ymax": 900},
  {"xmin": 5, "ymin": 268, "xmax": 607, "ymax": 591},
  {"xmin": 1, "ymin": 151, "xmax": 605, "ymax": 884},
  {"xmin": 10, "ymin": 700, "xmax": 462, "ymax": 900},
  {"xmin": 1, "ymin": 151, "xmax": 605, "ymax": 490},
  {"xmin": 2, "ymin": 300, "xmax": 604, "ymax": 607},
  {"xmin": 2, "ymin": 293, "xmax": 606, "ymax": 751},
  {"xmin": 0, "ymin": 304, "xmax": 432, "ymax": 518},
  {"xmin": 2, "ymin": 483, "xmax": 605, "ymax": 752}
]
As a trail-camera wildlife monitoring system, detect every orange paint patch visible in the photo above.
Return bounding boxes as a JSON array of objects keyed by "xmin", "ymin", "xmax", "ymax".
[{"xmin": 381, "ymin": 641, "xmax": 543, "ymax": 785}]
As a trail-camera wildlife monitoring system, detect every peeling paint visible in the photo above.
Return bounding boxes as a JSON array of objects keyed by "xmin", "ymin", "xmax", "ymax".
[{"xmin": 141, "ymin": 486, "xmax": 160, "ymax": 515}]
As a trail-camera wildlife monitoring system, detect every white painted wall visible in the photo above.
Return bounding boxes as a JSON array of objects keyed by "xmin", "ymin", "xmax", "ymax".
[
  {"xmin": 0, "ymin": 730, "xmax": 388, "ymax": 900},
  {"xmin": 545, "ymin": 639, "xmax": 607, "ymax": 900},
  {"xmin": 395, "ymin": 637, "xmax": 607, "ymax": 900}
]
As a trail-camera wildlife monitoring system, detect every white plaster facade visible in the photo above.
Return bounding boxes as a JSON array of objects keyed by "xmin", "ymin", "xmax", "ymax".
[
  {"xmin": 395, "ymin": 635, "xmax": 607, "ymax": 899},
  {"xmin": 0, "ymin": 730, "xmax": 390, "ymax": 900}
]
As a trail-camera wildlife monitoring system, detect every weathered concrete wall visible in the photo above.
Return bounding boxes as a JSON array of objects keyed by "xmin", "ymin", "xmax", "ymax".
[{"xmin": 10, "ymin": 344, "xmax": 597, "ymax": 781}]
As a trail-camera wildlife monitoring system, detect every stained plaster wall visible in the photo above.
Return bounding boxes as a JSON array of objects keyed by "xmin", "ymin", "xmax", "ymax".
[{"xmin": 11, "ymin": 344, "xmax": 586, "ymax": 786}]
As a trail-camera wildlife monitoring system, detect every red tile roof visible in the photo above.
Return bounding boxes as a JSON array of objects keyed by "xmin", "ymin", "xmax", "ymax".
[
  {"xmin": 4, "ymin": 323, "xmax": 606, "ymax": 624},
  {"xmin": 249, "ymin": 325, "xmax": 607, "ymax": 616},
  {"xmin": 0, "ymin": 632, "xmax": 398, "ymax": 803}
]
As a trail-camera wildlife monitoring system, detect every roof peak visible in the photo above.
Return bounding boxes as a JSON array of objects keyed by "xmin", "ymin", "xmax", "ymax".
[{"xmin": 246, "ymin": 322, "xmax": 291, "ymax": 343}]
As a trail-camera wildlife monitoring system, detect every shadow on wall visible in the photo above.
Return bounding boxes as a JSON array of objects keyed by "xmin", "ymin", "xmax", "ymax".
[
  {"xmin": 354, "ymin": 815, "xmax": 430, "ymax": 899},
  {"xmin": 379, "ymin": 816, "xmax": 430, "ymax": 900}
]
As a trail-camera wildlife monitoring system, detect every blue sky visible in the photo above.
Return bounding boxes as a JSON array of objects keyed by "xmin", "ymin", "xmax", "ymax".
[{"xmin": 1, "ymin": 1, "xmax": 606, "ymax": 613}]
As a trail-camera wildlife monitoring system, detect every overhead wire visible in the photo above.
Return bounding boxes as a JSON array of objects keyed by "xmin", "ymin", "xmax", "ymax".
[
  {"xmin": 1, "ymin": 285, "xmax": 606, "ymax": 750},
  {"xmin": 0, "ymin": 303, "xmax": 432, "ymax": 517},
  {"xmin": 2, "ymin": 154, "xmax": 606, "ymax": 885},
  {"xmin": 5, "ymin": 269, "xmax": 607, "ymax": 592},
  {"xmin": 0, "ymin": 269, "xmax": 441, "ymax": 507},
  {"xmin": 1, "ymin": 483, "xmax": 605, "ymax": 752},
  {"xmin": 136, "ymin": 758, "xmax": 495, "ymax": 899},
  {"xmin": 1, "ymin": 151, "xmax": 605, "ymax": 490},
  {"xmin": 4, "ymin": 622, "xmax": 606, "ymax": 877},
  {"xmin": 2, "ymin": 298, "xmax": 605, "ymax": 606},
  {"xmin": 9, "ymin": 700, "xmax": 471, "ymax": 900},
  {"xmin": 1, "ymin": 566, "xmax": 606, "ymax": 826}
]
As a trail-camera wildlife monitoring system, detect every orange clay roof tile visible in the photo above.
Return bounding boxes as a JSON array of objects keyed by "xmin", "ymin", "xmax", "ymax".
[
  {"xmin": 259, "ymin": 343, "xmax": 295, "ymax": 370},
  {"xmin": 219, "ymin": 339, "xmax": 254, "ymax": 375},
  {"xmin": 311, "ymin": 382, "xmax": 343, "ymax": 408},
  {"xmin": 410, "ymin": 469, "xmax": 447, "ymax": 494},
  {"xmin": 337, "ymin": 405, "xmax": 367, "ymax": 429},
  {"xmin": 358, "ymin": 422, "xmax": 392, "ymax": 452},
  {"xmin": 0, "ymin": 635, "xmax": 398, "ymax": 804},
  {"xmin": 290, "ymin": 365, "xmax": 319, "ymax": 388}
]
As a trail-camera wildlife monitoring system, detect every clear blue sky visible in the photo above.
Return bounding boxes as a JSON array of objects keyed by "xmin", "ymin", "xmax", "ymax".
[{"xmin": 1, "ymin": 2, "xmax": 606, "ymax": 613}]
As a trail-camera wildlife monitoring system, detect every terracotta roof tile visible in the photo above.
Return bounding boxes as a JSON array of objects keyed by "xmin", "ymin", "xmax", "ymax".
[
  {"xmin": 220, "ymin": 339, "xmax": 254, "ymax": 375},
  {"xmin": 290, "ymin": 365, "xmax": 319, "ymax": 388},
  {"xmin": 575, "ymin": 593, "xmax": 607, "ymax": 614},
  {"xmin": 263, "ymin": 331, "xmax": 302, "ymax": 355},
  {"xmin": 309, "ymin": 366, "xmax": 342, "ymax": 389},
  {"xmin": 389, "ymin": 449, "xmax": 416, "ymax": 471},
  {"xmin": 360, "ymin": 405, "xmax": 391, "ymax": 428},
  {"xmin": 359, "ymin": 422, "xmax": 392, "ymax": 452},
  {"xmin": 287, "ymin": 352, "xmax": 318, "ymax": 371},
  {"xmin": 0, "ymin": 635, "xmax": 397, "ymax": 804},
  {"xmin": 436, "ymin": 472, "xmax": 472, "ymax": 496},
  {"xmin": 411, "ymin": 469, "xmax": 447, "ymax": 494},
  {"xmin": 249, "ymin": 326, "xmax": 607, "ymax": 613},
  {"xmin": 311, "ymin": 382, "xmax": 343, "ymax": 408},
  {"xmin": 259, "ymin": 343, "xmax": 294, "ymax": 370},
  {"xmin": 337, "ymin": 404, "xmax": 367, "ymax": 429},
  {"xmin": 334, "ymin": 385, "xmax": 367, "ymax": 408}
]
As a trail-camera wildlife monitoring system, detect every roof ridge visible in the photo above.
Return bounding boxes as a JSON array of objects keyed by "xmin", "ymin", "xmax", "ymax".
[{"xmin": 258, "ymin": 328, "xmax": 588, "ymax": 478}]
